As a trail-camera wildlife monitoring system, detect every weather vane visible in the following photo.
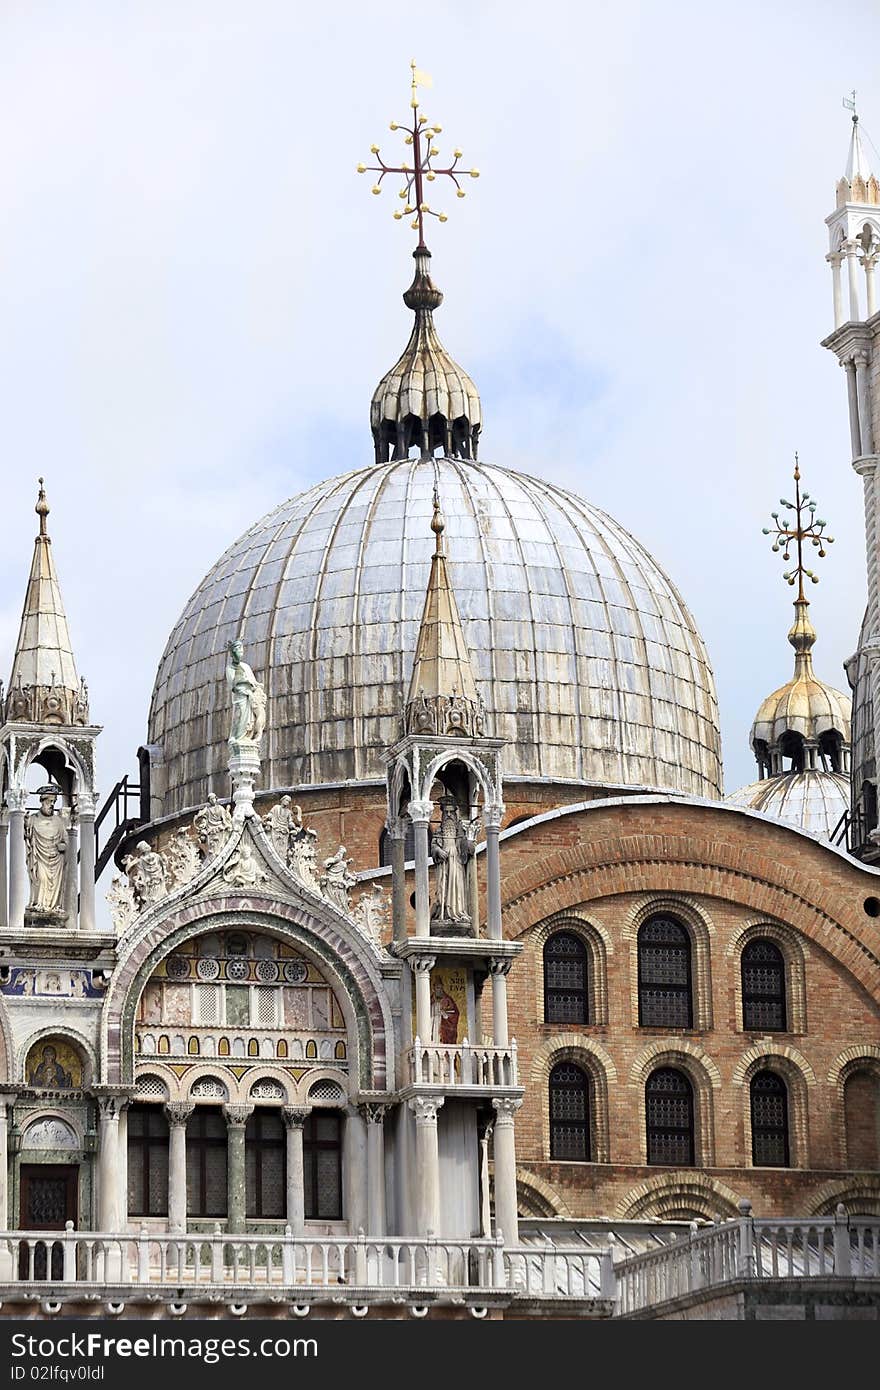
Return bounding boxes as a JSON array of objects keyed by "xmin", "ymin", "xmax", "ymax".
[
  {"xmin": 762, "ymin": 456, "xmax": 833, "ymax": 600},
  {"xmin": 844, "ymin": 89, "xmax": 858, "ymax": 120},
  {"xmin": 357, "ymin": 58, "xmax": 479, "ymax": 249}
]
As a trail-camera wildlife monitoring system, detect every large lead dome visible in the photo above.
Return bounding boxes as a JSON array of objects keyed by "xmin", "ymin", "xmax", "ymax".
[{"xmin": 148, "ymin": 458, "xmax": 722, "ymax": 815}]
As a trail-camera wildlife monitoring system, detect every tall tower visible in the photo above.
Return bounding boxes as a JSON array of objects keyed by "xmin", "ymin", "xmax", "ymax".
[{"xmin": 822, "ymin": 108, "xmax": 880, "ymax": 856}]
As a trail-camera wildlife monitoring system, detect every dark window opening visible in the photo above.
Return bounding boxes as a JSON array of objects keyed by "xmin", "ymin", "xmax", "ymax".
[
  {"xmin": 544, "ymin": 932, "xmax": 589, "ymax": 1024},
  {"xmin": 127, "ymin": 1103, "xmax": 169, "ymax": 1217},
  {"xmin": 638, "ymin": 916, "xmax": 693, "ymax": 1028},
  {"xmin": 779, "ymin": 731, "xmax": 805, "ymax": 773},
  {"xmin": 246, "ymin": 1109, "xmax": 286, "ymax": 1219},
  {"xmin": 186, "ymin": 1108, "xmax": 227, "ymax": 1218},
  {"xmin": 750, "ymin": 1071, "xmax": 790, "ymax": 1167},
  {"xmin": 646, "ymin": 1067, "xmax": 695, "ymax": 1166},
  {"xmin": 742, "ymin": 939, "xmax": 787, "ymax": 1032},
  {"xmin": 549, "ymin": 1062, "xmax": 591, "ymax": 1161},
  {"xmin": 304, "ymin": 1112, "xmax": 343, "ymax": 1220}
]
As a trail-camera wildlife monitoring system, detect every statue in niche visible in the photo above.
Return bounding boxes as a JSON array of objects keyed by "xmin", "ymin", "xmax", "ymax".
[
  {"xmin": 24, "ymin": 787, "xmax": 68, "ymax": 915},
  {"xmin": 226, "ymin": 638, "xmax": 267, "ymax": 750},
  {"xmin": 320, "ymin": 846, "xmax": 356, "ymax": 913},
  {"xmin": 223, "ymin": 837, "xmax": 266, "ymax": 889},
  {"xmin": 167, "ymin": 825, "xmax": 200, "ymax": 888},
  {"xmin": 125, "ymin": 840, "xmax": 168, "ymax": 911},
  {"xmin": 106, "ymin": 872, "xmax": 136, "ymax": 931},
  {"xmin": 262, "ymin": 795, "xmax": 300, "ymax": 861},
  {"xmin": 430, "ymin": 797, "xmax": 474, "ymax": 928},
  {"xmin": 289, "ymin": 819, "xmax": 320, "ymax": 891},
  {"xmin": 353, "ymin": 883, "xmax": 389, "ymax": 943},
  {"xmin": 193, "ymin": 793, "xmax": 233, "ymax": 860}
]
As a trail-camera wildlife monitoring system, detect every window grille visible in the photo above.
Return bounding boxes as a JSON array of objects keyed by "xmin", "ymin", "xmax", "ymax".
[
  {"xmin": 194, "ymin": 984, "xmax": 220, "ymax": 1025},
  {"xmin": 544, "ymin": 933, "xmax": 589, "ymax": 1024},
  {"xmin": 750, "ymin": 1070, "xmax": 790, "ymax": 1167},
  {"xmin": 549, "ymin": 1061, "xmax": 591, "ymax": 1160},
  {"xmin": 638, "ymin": 916, "xmax": 693, "ymax": 1028},
  {"xmin": 742, "ymin": 940, "xmax": 787, "ymax": 1032},
  {"xmin": 304, "ymin": 1112, "xmax": 343, "ymax": 1219},
  {"xmin": 646, "ymin": 1067, "xmax": 695, "ymax": 1165},
  {"xmin": 255, "ymin": 986, "xmax": 279, "ymax": 1027},
  {"xmin": 186, "ymin": 1108, "xmax": 228, "ymax": 1217},
  {"xmin": 134, "ymin": 1073, "xmax": 168, "ymax": 1099},
  {"xmin": 127, "ymin": 1104, "xmax": 169, "ymax": 1217},
  {"xmin": 246, "ymin": 1109, "xmax": 286, "ymax": 1218},
  {"xmin": 308, "ymin": 1080, "xmax": 345, "ymax": 1103}
]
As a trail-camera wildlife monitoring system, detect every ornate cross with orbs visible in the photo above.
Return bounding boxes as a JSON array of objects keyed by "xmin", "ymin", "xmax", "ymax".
[
  {"xmin": 762, "ymin": 457, "xmax": 833, "ymax": 600},
  {"xmin": 357, "ymin": 58, "xmax": 479, "ymax": 249}
]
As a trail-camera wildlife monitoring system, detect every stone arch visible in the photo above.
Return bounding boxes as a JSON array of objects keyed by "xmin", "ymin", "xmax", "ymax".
[
  {"xmin": 20, "ymin": 1108, "xmax": 85, "ymax": 1149},
  {"xmin": 528, "ymin": 913, "xmax": 611, "ymax": 1026},
  {"xmin": 622, "ymin": 895, "xmax": 714, "ymax": 1031},
  {"xmin": 532, "ymin": 1035, "xmax": 615, "ymax": 1164},
  {"xmin": 828, "ymin": 1046, "xmax": 880, "ymax": 1170},
  {"xmin": 247, "ymin": 1069, "xmax": 296, "ymax": 1105},
  {"xmin": 727, "ymin": 918, "xmax": 808, "ymax": 1035},
  {"xmin": 419, "ymin": 749, "xmax": 498, "ymax": 809},
  {"xmin": 302, "ymin": 1072, "xmax": 350, "ymax": 1106},
  {"xmin": 810, "ymin": 1177, "xmax": 880, "ymax": 1217},
  {"xmin": 102, "ymin": 895, "xmax": 396, "ymax": 1092},
  {"xmin": 629, "ymin": 1042, "xmax": 720, "ymax": 1167},
  {"xmin": 20, "ymin": 1024, "xmax": 95, "ymax": 1089},
  {"xmin": 615, "ymin": 1172, "xmax": 741, "ymax": 1221},
  {"xmin": 732, "ymin": 1045, "xmax": 814, "ymax": 1170},
  {"xmin": 516, "ymin": 1169, "xmax": 570, "ymax": 1219},
  {"xmin": 9, "ymin": 734, "xmax": 92, "ymax": 797}
]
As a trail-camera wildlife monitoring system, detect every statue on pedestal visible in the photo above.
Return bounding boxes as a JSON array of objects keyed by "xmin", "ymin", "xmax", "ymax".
[
  {"xmin": 289, "ymin": 819, "xmax": 320, "ymax": 891},
  {"xmin": 24, "ymin": 787, "xmax": 68, "ymax": 915},
  {"xmin": 320, "ymin": 846, "xmax": 356, "ymax": 914},
  {"xmin": 430, "ymin": 797, "xmax": 474, "ymax": 928},
  {"xmin": 193, "ymin": 793, "xmax": 233, "ymax": 860},
  {"xmin": 263, "ymin": 795, "xmax": 300, "ymax": 861},
  {"xmin": 353, "ymin": 883, "xmax": 389, "ymax": 943},
  {"xmin": 226, "ymin": 638, "xmax": 267, "ymax": 750},
  {"xmin": 125, "ymin": 840, "xmax": 168, "ymax": 912},
  {"xmin": 223, "ymin": 837, "xmax": 266, "ymax": 889}
]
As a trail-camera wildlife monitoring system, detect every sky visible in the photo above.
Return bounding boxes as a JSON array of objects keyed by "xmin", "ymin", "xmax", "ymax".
[{"xmin": 0, "ymin": 0, "xmax": 877, "ymax": 827}]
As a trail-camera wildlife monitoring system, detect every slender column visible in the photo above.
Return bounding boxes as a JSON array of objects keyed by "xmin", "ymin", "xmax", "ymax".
[
  {"xmin": 485, "ymin": 803, "xmax": 504, "ymax": 941},
  {"xmin": 344, "ymin": 1108, "xmax": 367, "ymax": 1234},
  {"xmin": 0, "ymin": 1100, "xmax": 10, "ymax": 1276},
  {"xmin": 408, "ymin": 1097, "xmax": 443, "ymax": 1236},
  {"xmin": 856, "ymin": 351, "xmax": 875, "ymax": 456},
  {"xmin": 491, "ymin": 1097, "xmax": 522, "ymax": 1247},
  {"xmin": 64, "ymin": 813, "xmax": 79, "ymax": 924},
  {"xmin": 282, "ymin": 1107, "xmax": 309, "ymax": 1235},
  {"xmin": 410, "ymin": 801, "xmax": 432, "ymax": 939},
  {"xmin": 223, "ymin": 1105, "xmax": 252, "ymax": 1234},
  {"xmin": 359, "ymin": 1104, "xmax": 387, "ymax": 1236},
  {"xmin": 829, "ymin": 251, "xmax": 844, "ymax": 328},
  {"xmin": 388, "ymin": 819, "xmax": 408, "ymax": 944},
  {"xmin": 489, "ymin": 958, "xmax": 511, "ymax": 1048},
  {"xmin": 866, "ymin": 256, "xmax": 878, "ymax": 318},
  {"xmin": 96, "ymin": 1095, "xmax": 124, "ymax": 1268},
  {"xmin": 845, "ymin": 356, "xmax": 863, "ymax": 459},
  {"xmin": 846, "ymin": 240, "xmax": 861, "ymax": 321},
  {"xmin": 7, "ymin": 790, "xmax": 27, "ymax": 931},
  {"xmin": 0, "ymin": 821, "xmax": 8, "ymax": 929},
  {"xmin": 411, "ymin": 956, "xmax": 435, "ymax": 1045},
  {"xmin": 164, "ymin": 1104, "xmax": 193, "ymax": 1234},
  {"xmin": 77, "ymin": 795, "xmax": 96, "ymax": 933}
]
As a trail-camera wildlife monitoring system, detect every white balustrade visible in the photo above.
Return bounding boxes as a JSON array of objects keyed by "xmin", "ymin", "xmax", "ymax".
[{"xmin": 406, "ymin": 1038, "xmax": 519, "ymax": 1088}]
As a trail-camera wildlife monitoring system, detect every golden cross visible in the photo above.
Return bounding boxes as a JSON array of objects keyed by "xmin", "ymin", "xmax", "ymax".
[
  {"xmin": 357, "ymin": 58, "xmax": 479, "ymax": 249},
  {"xmin": 762, "ymin": 456, "xmax": 833, "ymax": 600}
]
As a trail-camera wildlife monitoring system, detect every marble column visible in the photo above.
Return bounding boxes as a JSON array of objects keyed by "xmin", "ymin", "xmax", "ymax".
[
  {"xmin": 492, "ymin": 1097, "xmax": 521, "ymax": 1247},
  {"xmin": 77, "ymin": 796, "xmax": 97, "ymax": 933},
  {"xmin": 410, "ymin": 802, "xmax": 432, "ymax": 940},
  {"xmin": 64, "ymin": 813, "xmax": 79, "ymax": 924},
  {"xmin": 829, "ymin": 251, "xmax": 844, "ymax": 328},
  {"xmin": 847, "ymin": 240, "xmax": 861, "ymax": 321},
  {"xmin": 97, "ymin": 1097, "xmax": 123, "ymax": 1231},
  {"xmin": 388, "ymin": 819, "xmax": 408, "ymax": 945},
  {"xmin": 282, "ymin": 1107, "xmax": 309, "ymax": 1235},
  {"xmin": 856, "ymin": 351, "xmax": 875, "ymax": 456},
  {"xmin": 0, "ymin": 821, "xmax": 8, "ymax": 930},
  {"xmin": 223, "ymin": 1105, "xmax": 252, "ymax": 1234},
  {"xmin": 7, "ymin": 790, "xmax": 27, "ymax": 932},
  {"xmin": 411, "ymin": 956, "xmax": 435, "ymax": 1048},
  {"xmin": 845, "ymin": 356, "xmax": 863, "ymax": 459},
  {"xmin": 489, "ymin": 958, "xmax": 511, "ymax": 1049},
  {"xmin": 408, "ymin": 1096, "xmax": 443, "ymax": 1237},
  {"xmin": 164, "ymin": 1104, "xmax": 193, "ymax": 1235},
  {"xmin": 866, "ymin": 255, "xmax": 878, "ymax": 318},
  {"xmin": 485, "ymin": 803, "xmax": 504, "ymax": 942},
  {"xmin": 359, "ymin": 1104, "xmax": 387, "ymax": 1236}
]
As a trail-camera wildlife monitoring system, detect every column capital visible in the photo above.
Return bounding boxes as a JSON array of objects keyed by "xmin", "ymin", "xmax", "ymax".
[
  {"xmin": 492, "ymin": 1097, "xmax": 522, "ymax": 1123},
  {"xmin": 408, "ymin": 1096, "xmax": 444, "ymax": 1125},
  {"xmin": 408, "ymin": 800, "xmax": 433, "ymax": 824},
  {"xmin": 488, "ymin": 956, "xmax": 512, "ymax": 977},
  {"xmin": 95, "ymin": 1093, "xmax": 129, "ymax": 1120},
  {"xmin": 387, "ymin": 817, "xmax": 407, "ymax": 842},
  {"xmin": 281, "ymin": 1106, "xmax": 311, "ymax": 1130},
  {"xmin": 222, "ymin": 1104, "xmax": 253, "ymax": 1129},
  {"xmin": 484, "ymin": 803, "xmax": 505, "ymax": 829},
  {"xmin": 410, "ymin": 954, "xmax": 437, "ymax": 974},
  {"xmin": 5, "ymin": 788, "xmax": 27, "ymax": 813},
  {"xmin": 75, "ymin": 792, "xmax": 97, "ymax": 819},
  {"xmin": 164, "ymin": 1102, "xmax": 195, "ymax": 1128},
  {"xmin": 358, "ymin": 1102, "xmax": 388, "ymax": 1126}
]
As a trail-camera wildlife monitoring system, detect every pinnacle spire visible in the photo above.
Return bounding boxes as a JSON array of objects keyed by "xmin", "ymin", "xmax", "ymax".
[
  {"xmin": 4, "ymin": 481, "xmax": 89, "ymax": 727},
  {"xmin": 845, "ymin": 112, "xmax": 874, "ymax": 184},
  {"xmin": 404, "ymin": 481, "xmax": 485, "ymax": 739}
]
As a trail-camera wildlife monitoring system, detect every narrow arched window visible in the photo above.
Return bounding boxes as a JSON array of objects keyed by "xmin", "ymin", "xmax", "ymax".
[
  {"xmin": 646, "ymin": 1067, "xmax": 694, "ymax": 1165},
  {"xmin": 638, "ymin": 916, "xmax": 693, "ymax": 1028},
  {"xmin": 549, "ymin": 1061, "xmax": 591, "ymax": 1160},
  {"xmin": 742, "ymin": 939, "xmax": 787, "ymax": 1032},
  {"xmin": 246, "ymin": 1109, "xmax": 286, "ymax": 1219},
  {"xmin": 750, "ymin": 1070, "xmax": 790, "ymax": 1167},
  {"xmin": 544, "ymin": 932, "xmax": 589, "ymax": 1024}
]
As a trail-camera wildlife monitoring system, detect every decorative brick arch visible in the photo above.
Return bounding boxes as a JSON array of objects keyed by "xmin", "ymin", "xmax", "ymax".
[
  {"xmin": 101, "ymin": 894, "xmax": 397, "ymax": 1092},
  {"xmin": 629, "ymin": 1042, "xmax": 720, "ymax": 1167},
  {"xmin": 528, "ymin": 914, "xmax": 611, "ymax": 1026},
  {"xmin": 810, "ymin": 1177, "xmax": 880, "ymax": 1216},
  {"xmin": 515, "ymin": 1169, "xmax": 571, "ymax": 1219},
  {"xmin": 727, "ymin": 918, "xmax": 808, "ymax": 1035},
  {"xmin": 732, "ymin": 1045, "xmax": 814, "ymax": 1171},
  {"xmin": 827, "ymin": 1046, "xmax": 880, "ymax": 1170},
  {"xmin": 532, "ymin": 1034, "xmax": 616, "ymax": 1164},
  {"xmin": 615, "ymin": 1172, "xmax": 741, "ymax": 1221},
  {"xmin": 622, "ymin": 895, "xmax": 714, "ymax": 1031}
]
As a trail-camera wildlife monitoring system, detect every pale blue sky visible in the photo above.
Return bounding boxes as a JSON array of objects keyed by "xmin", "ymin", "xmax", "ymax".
[{"xmin": 0, "ymin": 0, "xmax": 877, "ymax": 808}]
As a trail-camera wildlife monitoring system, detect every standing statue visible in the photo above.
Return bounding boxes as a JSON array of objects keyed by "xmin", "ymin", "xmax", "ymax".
[
  {"xmin": 226, "ymin": 638, "xmax": 267, "ymax": 749},
  {"xmin": 320, "ymin": 846, "xmax": 356, "ymax": 914},
  {"xmin": 430, "ymin": 797, "xmax": 474, "ymax": 927},
  {"xmin": 193, "ymin": 793, "xmax": 233, "ymax": 860},
  {"xmin": 24, "ymin": 787, "xmax": 68, "ymax": 914},
  {"xmin": 262, "ymin": 795, "xmax": 299, "ymax": 861},
  {"xmin": 353, "ymin": 883, "xmax": 389, "ymax": 943},
  {"xmin": 289, "ymin": 819, "xmax": 320, "ymax": 891},
  {"xmin": 167, "ymin": 825, "xmax": 200, "ymax": 889},
  {"xmin": 106, "ymin": 872, "xmax": 137, "ymax": 931},
  {"xmin": 126, "ymin": 840, "xmax": 168, "ymax": 911}
]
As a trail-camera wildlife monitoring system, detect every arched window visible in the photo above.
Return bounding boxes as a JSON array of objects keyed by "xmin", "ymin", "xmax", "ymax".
[
  {"xmin": 127, "ymin": 1104, "xmax": 169, "ymax": 1217},
  {"xmin": 750, "ymin": 1071, "xmax": 790, "ymax": 1167},
  {"xmin": 645, "ymin": 1068, "xmax": 694, "ymax": 1166},
  {"xmin": 741, "ymin": 939, "xmax": 787, "ymax": 1032},
  {"xmin": 549, "ymin": 1062, "xmax": 591, "ymax": 1161},
  {"xmin": 186, "ymin": 1108, "xmax": 227, "ymax": 1217},
  {"xmin": 246, "ymin": 1109, "xmax": 286, "ymax": 1219},
  {"xmin": 638, "ymin": 916, "xmax": 693, "ymax": 1028},
  {"xmin": 844, "ymin": 1069, "xmax": 880, "ymax": 1170},
  {"xmin": 544, "ymin": 933, "xmax": 589, "ymax": 1024},
  {"xmin": 303, "ymin": 1112, "xmax": 343, "ymax": 1219}
]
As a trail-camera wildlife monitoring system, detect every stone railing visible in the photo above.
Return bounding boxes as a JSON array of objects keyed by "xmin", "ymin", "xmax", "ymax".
[
  {"xmin": 614, "ymin": 1204, "xmax": 880, "ymax": 1316},
  {"xmin": 405, "ymin": 1039, "xmax": 519, "ymax": 1088}
]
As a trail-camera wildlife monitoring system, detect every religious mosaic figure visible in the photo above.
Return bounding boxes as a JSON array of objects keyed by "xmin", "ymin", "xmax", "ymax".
[
  {"xmin": 353, "ymin": 882, "xmax": 389, "ymax": 942},
  {"xmin": 289, "ymin": 819, "xmax": 320, "ymax": 891},
  {"xmin": 28, "ymin": 1043, "xmax": 72, "ymax": 1090},
  {"xmin": 167, "ymin": 825, "xmax": 200, "ymax": 888},
  {"xmin": 320, "ymin": 845, "xmax": 356, "ymax": 913},
  {"xmin": 430, "ymin": 798, "xmax": 473, "ymax": 927},
  {"xmin": 226, "ymin": 638, "xmax": 267, "ymax": 749},
  {"xmin": 193, "ymin": 793, "xmax": 233, "ymax": 860},
  {"xmin": 126, "ymin": 840, "xmax": 168, "ymax": 911},
  {"xmin": 262, "ymin": 794, "xmax": 300, "ymax": 861},
  {"xmin": 429, "ymin": 977, "xmax": 460, "ymax": 1045},
  {"xmin": 24, "ymin": 787, "xmax": 68, "ymax": 914}
]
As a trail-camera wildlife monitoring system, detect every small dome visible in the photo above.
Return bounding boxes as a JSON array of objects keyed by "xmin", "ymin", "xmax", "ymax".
[{"xmin": 726, "ymin": 770, "xmax": 850, "ymax": 840}]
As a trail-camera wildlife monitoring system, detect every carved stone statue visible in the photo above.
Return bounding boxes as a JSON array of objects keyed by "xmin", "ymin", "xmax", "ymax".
[
  {"xmin": 289, "ymin": 820, "xmax": 320, "ymax": 890},
  {"xmin": 226, "ymin": 638, "xmax": 267, "ymax": 749},
  {"xmin": 320, "ymin": 845, "xmax": 356, "ymax": 914},
  {"xmin": 353, "ymin": 883, "xmax": 389, "ymax": 943},
  {"xmin": 167, "ymin": 825, "xmax": 200, "ymax": 889},
  {"xmin": 262, "ymin": 795, "xmax": 299, "ymax": 861},
  {"xmin": 24, "ymin": 787, "xmax": 67, "ymax": 914},
  {"xmin": 193, "ymin": 793, "xmax": 233, "ymax": 860},
  {"xmin": 106, "ymin": 872, "xmax": 136, "ymax": 931},
  {"xmin": 223, "ymin": 837, "xmax": 266, "ymax": 889},
  {"xmin": 126, "ymin": 840, "xmax": 168, "ymax": 911},
  {"xmin": 430, "ymin": 798, "xmax": 474, "ymax": 928}
]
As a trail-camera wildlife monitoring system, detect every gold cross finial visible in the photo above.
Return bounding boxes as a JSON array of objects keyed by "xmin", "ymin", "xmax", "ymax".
[
  {"xmin": 762, "ymin": 455, "xmax": 833, "ymax": 601},
  {"xmin": 357, "ymin": 60, "xmax": 480, "ymax": 249}
]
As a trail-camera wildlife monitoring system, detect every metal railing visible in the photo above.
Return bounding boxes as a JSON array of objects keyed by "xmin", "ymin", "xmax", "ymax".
[{"xmin": 406, "ymin": 1038, "xmax": 519, "ymax": 1088}]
